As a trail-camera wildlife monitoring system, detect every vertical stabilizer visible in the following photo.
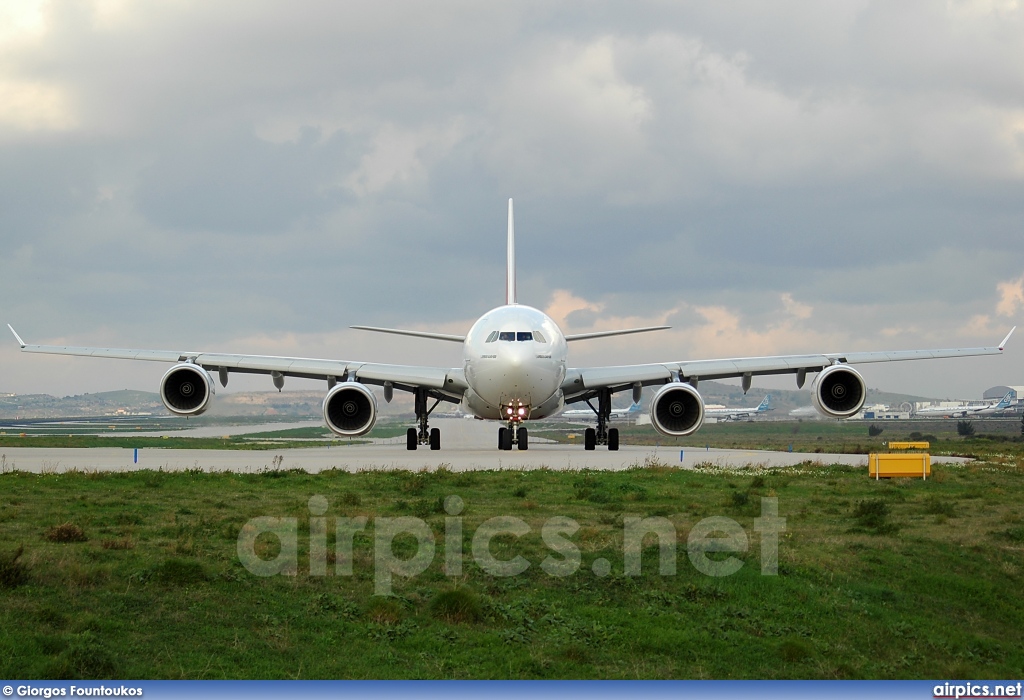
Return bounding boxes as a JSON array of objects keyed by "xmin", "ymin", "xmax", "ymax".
[{"xmin": 506, "ymin": 198, "xmax": 517, "ymax": 305}]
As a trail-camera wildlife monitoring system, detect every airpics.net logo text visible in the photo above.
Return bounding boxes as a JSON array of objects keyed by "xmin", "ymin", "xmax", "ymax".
[
  {"xmin": 934, "ymin": 683, "xmax": 1023, "ymax": 699},
  {"xmin": 236, "ymin": 495, "xmax": 786, "ymax": 595}
]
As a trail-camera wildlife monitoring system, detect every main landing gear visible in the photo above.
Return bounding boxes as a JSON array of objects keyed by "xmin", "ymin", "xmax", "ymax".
[
  {"xmin": 580, "ymin": 388, "xmax": 619, "ymax": 451},
  {"xmin": 406, "ymin": 388, "xmax": 441, "ymax": 451},
  {"xmin": 498, "ymin": 424, "xmax": 528, "ymax": 451}
]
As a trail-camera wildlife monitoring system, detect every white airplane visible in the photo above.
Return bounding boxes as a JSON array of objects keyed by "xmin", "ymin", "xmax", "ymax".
[
  {"xmin": 705, "ymin": 394, "xmax": 772, "ymax": 421},
  {"xmin": 560, "ymin": 402, "xmax": 643, "ymax": 423},
  {"xmin": 6, "ymin": 200, "xmax": 1016, "ymax": 452},
  {"xmin": 914, "ymin": 391, "xmax": 1014, "ymax": 418}
]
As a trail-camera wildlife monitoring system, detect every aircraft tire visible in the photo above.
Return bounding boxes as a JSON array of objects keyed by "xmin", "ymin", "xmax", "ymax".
[
  {"xmin": 406, "ymin": 428, "xmax": 417, "ymax": 451},
  {"xmin": 518, "ymin": 427, "xmax": 528, "ymax": 450},
  {"xmin": 608, "ymin": 427, "xmax": 619, "ymax": 451},
  {"xmin": 429, "ymin": 427, "xmax": 441, "ymax": 450},
  {"xmin": 584, "ymin": 428, "xmax": 596, "ymax": 451}
]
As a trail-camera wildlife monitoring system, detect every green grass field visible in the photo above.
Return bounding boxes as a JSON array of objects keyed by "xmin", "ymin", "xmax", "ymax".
[{"xmin": 1, "ymin": 451, "xmax": 1022, "ymax": 679}]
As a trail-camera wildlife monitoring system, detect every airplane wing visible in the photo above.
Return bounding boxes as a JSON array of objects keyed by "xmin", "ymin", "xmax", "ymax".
[
  {"xmin": 561, "ymin": 329, "xmax": 1015, "ymax": 402},
  {"xmin": 7, "ymin": 326, "xmax": 467, "ymax": 398}
]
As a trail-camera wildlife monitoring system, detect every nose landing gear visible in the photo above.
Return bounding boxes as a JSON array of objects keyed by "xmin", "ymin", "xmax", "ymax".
[
  {"xmin": 498, "ymin": 400, "xmax": 530, "ymax": 450},
  {"xmin": 498, "ymin": 425, "xmax": 528, "ymax": 451}
]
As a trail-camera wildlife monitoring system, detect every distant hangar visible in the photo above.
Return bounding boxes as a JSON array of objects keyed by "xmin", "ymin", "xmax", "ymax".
[{"xmin": 983, "ymin": 386, "xmax": 1024, "ymax": 400}]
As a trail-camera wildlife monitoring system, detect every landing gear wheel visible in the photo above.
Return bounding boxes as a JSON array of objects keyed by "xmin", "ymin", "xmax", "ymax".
[
  {"xmin": 517, "ymin": 427, "xmax": 528, "ymax": 451},
  {"xmin": 498, "ymin": 427, "xmax": 506, "ymax": 450},
  {"xmin": 429, "ymin": 427, "xmax": 441, "ymax": 451},
  {"xmin": 499, "ymin": 427, "xmax": 513, "ymax": 451},
  {"xmin": 584, "ymin": 428, "xmax": 596, "ymax": 451},
  {"xmin": 406, "ymin": 427, "xmax": 417, "ymax": 451},
  {"xmin": 608, "ymin": 427, "xmax": 619, "ymax": 451}
]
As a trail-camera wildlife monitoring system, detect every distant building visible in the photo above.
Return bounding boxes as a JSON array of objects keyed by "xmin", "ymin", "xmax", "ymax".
[
  {"xmin": 859, "ymin": 404, "xmax": 911, "ymax": 420},
  {"xmin": 983, "ymin": 386, "xmax": 1024, "ymax": 400}
]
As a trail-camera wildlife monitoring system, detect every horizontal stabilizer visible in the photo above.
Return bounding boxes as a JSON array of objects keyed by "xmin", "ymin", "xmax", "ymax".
[
  {"xmin": 565, "ymin": 326, "xmax": 670, "ymax": 342},
  {"xmin": 351, "ymin": 326, "xmax": 466, "ymax": 343}
]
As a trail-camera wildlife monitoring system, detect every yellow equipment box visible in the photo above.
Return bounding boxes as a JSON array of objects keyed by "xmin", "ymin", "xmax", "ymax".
[
  {"xmin": 868, "ymin": 452, "xmax": 931, "ymax": 479},
  {"xmin": 885, "ymin": 441, "xmax": 930, "ymax": 450}
]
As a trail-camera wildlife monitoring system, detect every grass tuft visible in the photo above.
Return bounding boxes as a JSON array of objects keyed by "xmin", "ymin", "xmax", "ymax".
[
  {"xmin": 0, "ymin": 545, "xmax": 28, "ymax": 588},
  {"xmin": 366, "ymin": 597, "xmax": 404, "ymax": 624},
  {"xmin": 149, "ymin": 558, "xmax": 208, "ymax": 586},
  {"xmin": 340, "ymin": 491, "xmax": 362, "ymax": 506},
  {"xmin": 778, "ymin": 637, "xmax": 814, "ymax": 663},
  {"xmin": 45, "ymin": 522, "xmax": 87, "ymax": 543},
  {"xmin": 924, "ymin": 496, "xmax": 957, "ymax": 517},
  {"xmin": 49, "ymin": 631, "xmax": 120, "ymax": 679},
  {"xmin": 429, "ymin": 588, "xmax": 484, "ymax": 624}
]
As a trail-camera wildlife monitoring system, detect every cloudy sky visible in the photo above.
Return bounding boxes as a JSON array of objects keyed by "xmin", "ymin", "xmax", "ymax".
[{"xmin": 1, "ymin": 0, "xmax": 1022, "ymax": 399}]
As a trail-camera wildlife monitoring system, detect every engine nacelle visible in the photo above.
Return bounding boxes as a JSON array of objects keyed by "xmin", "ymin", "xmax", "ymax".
[
  {"xmin": 323, "ymin": 383, "xmax": 377, "ymax": 436},
  {"xmin": 160, "ymin": 363, "xmax": 215, "ymax": 416},
  {"xmin": 812, "ymin": 364, "xmax": 866, "ymax": 418},
  {"xmin": 650, "ymin": 382, "xmax": 705, "ymax": 437}
]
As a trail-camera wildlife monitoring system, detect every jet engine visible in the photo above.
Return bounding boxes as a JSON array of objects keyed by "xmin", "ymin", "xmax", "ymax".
[
  {"xmin": 323, "ymin": 383, "xmax": 377, "ymax": 436},
  {"xmin": 650, "ymin": 382, "xmax": 705, "ymax": 437},
  {"xmin": 812, "ymin": 364, "xmax": 866, "ymax": 418},
  {"xmin": 160, "ymin": 363, "xmax": 215, "ymax": 416}
]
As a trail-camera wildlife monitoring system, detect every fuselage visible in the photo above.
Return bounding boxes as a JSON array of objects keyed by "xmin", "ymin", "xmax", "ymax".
[{"xmin": 461, "ymin": 304, "xmax": 567, "ymax": 421}]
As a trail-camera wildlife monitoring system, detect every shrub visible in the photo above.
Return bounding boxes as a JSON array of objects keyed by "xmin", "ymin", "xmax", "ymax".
[
  {"xmin": 45, "ymin": 523, "xmax": 87, "ymax": 543},
  {"xmin": 957, "ymin": 420, "xmax": 975, "ymax": 437},
  {"xmin": 868, "ymin": 424, "xmax": 884, "ymax": 437}
]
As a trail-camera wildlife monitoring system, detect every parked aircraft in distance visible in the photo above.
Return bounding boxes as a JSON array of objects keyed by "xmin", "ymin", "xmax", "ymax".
[
  {"xmin": 914, "ymin": 391, "xmax": 1014, "ymax": 418},
  {"xmin": 7, "ymin": 201, "xmax": 1016, "ymax": 452},
  {"xmin": 705, "ymin": 395, "xmax": 772, "ymax": 421},
  {"xmin": 560, "ymin": 402, "xmax": 642, "ymax": 423}
]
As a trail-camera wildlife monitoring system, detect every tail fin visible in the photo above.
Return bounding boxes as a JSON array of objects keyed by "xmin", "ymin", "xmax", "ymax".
[
  {"xmin": 758, "ymin": 395, "xmax": 771, "ymax": 411},
  {"xmin": 506, "ymin": 198, "xmax": 516, "ymax": 305},
  {"xmin": 999, "ymin": 391, "xmax": 1013, "ymax": 407}
]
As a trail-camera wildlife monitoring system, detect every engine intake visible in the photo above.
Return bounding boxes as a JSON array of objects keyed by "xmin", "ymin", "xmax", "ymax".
[
  {"xmin": 812, "ymin": 364, "xmax": 866, "ymax": 418},
  {"xmin": 323, "ymin": 383, "xmax": 377, "ymax": 436},
  {"xmin": 160, "ymin": 364, "xmax": 215, "ymax": 416},
  {"xmin": 650, "ymin": 382, "xmax": 705, "ymax": 436}
]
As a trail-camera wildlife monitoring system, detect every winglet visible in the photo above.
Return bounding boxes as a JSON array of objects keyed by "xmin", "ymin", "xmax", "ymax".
[
  {"xmin": 999, "ymin": 326, "xmax": 1016, "ymax": 351},
  {"xmin": 506, "ymin": 198, "xmax": 516, "ymax": 305},
  {"xmin": 7, "ymin": 324, "xmax": 25, "ymax": 348}
]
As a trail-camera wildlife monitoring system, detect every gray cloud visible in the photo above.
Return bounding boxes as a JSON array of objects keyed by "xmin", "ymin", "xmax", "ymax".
[{"xmin": 1, "ymin": 1, "xmax": 1023, "ymax": 398}]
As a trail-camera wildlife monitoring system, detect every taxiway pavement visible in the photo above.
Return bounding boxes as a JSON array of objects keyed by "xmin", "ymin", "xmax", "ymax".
[{"xmin": 0, "ymin": 418, "xmax": 968, "ymax": 474}]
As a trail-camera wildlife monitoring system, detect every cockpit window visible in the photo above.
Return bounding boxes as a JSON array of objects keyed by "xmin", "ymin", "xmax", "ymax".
[
  {"xmin": 498, "ymin": 331, "xmax": 515, "ymax": 341},
  {"xmin": 517, "ymin": 332, "xmax": 533, "ymax": 341},
  {"xmin": 533, "ymin": 330, "xmax": 547, "ymax": 343},
  {"xmin": 485, "ymin": 331, "xmax": 499, "ymax": 343}
]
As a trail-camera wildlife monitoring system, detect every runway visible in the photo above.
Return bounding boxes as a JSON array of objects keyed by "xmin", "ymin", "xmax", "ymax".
[{"xmin": 0, "ymin": 418, "xmax": 969, "ymax": 473}]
